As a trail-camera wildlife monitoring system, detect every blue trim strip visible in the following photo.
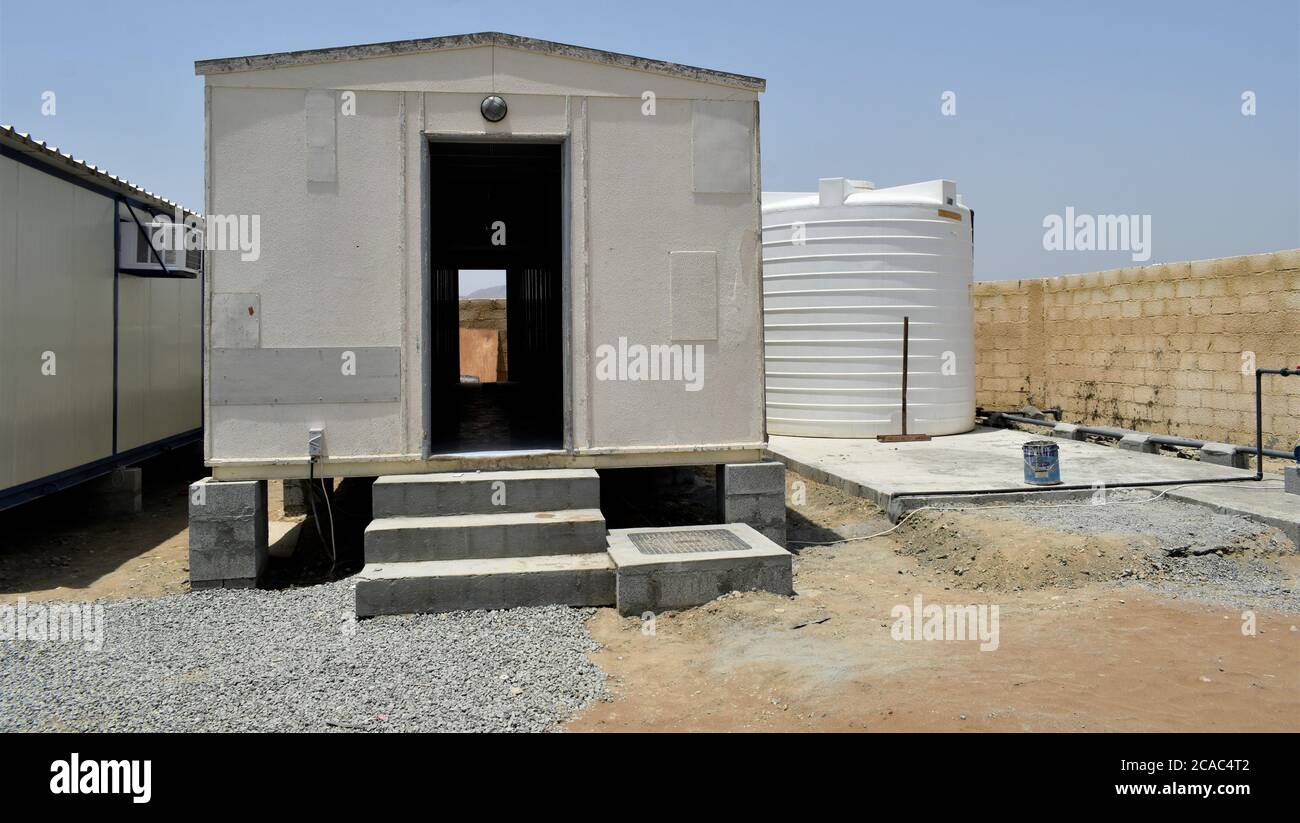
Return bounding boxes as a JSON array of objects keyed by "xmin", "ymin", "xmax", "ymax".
[{"xmin": 0, "ymin": 428, "xmax": 202, "ymax": 512}]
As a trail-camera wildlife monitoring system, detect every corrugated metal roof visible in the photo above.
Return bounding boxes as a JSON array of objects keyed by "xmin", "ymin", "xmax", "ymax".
[
  {"xmin": 0, "ymin": 125, "xmax": 200, "ymax": 217},
  {"xmin": 194, "ymin": 31, "xmax": 766, "ymax": 92}
]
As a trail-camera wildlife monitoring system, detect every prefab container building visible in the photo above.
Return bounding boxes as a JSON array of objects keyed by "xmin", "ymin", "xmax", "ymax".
[
  {"xmin": 0, "ymin": 126, "xmax": 202, "ymax": 510},
  {"xmin": 195, "ymin": 33, "xmax": 768, "ymax": 481}
]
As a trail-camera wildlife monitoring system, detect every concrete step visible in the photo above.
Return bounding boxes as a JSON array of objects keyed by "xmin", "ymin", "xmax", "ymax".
[
  {"xmin": 372, "ymin": 469, "xmax": 600, "ymax": 517},
  {"xmin": 364, "ymin": 508, "xmax": 607, "ymax": 563},
  {"xmin": 355, "ymin": 553, "xmax": 616, "ymax": 616}
]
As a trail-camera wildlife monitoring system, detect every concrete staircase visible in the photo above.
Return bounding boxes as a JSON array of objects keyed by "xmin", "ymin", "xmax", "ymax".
[{"xmin": 355, "ymin": 469, "xmax": 614, "ymax": 616}]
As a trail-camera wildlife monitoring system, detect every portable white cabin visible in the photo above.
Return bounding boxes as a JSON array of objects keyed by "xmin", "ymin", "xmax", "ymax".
[
  {"xmin": 196, "ymin": 33, "xmax": 768, "ymax": 481},
  {"xmin": 0, "ymin": 126, "xmax": 202, "ymax": 510}
]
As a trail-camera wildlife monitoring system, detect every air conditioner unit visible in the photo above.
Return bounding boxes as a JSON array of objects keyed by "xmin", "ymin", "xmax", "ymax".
[{"xmin": 118, "ymin": 204, "xmax": 202, "ymax": 277}]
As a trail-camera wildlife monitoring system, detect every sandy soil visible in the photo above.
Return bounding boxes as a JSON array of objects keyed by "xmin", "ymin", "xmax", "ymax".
[
  {"xmin": 568, "ymin": 473, "xmax": 1300, "ymax": 732},
  {"xmin": 0, "ymin": 446, "xmax": 313, "ymax": 602},
  {"xmin": 0, "ymin": 447, "xmax": 206, "ymax": 602}
]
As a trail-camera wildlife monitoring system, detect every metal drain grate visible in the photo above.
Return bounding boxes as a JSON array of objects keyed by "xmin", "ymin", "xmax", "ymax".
[{"xmin": 628, "ymin": 529, "xmax": 750, "ymax": 556}]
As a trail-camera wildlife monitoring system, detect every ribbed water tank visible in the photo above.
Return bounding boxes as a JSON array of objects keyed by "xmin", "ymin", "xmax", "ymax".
[{"xmin": 761, "ymin": 178, "xmax": 975, "ymax": 438}]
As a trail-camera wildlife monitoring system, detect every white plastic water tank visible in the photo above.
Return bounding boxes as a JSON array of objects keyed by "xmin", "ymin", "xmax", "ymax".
[{"xmin": 761, "ymin": 178, "xmax": 975, "ymax": 438}]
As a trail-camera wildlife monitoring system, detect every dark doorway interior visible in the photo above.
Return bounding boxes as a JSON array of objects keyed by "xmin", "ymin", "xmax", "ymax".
[{"xmin": 428, "ymin": 142, "xmax": 564, "ymax": 453}]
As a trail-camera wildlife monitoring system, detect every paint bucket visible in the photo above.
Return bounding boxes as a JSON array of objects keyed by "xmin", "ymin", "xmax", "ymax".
[{"xmin": 1022, "ymin": 440, "xmax": 1061, "ymax": 485}]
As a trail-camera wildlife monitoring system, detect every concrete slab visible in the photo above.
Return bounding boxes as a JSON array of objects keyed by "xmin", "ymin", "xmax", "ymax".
[
  {"xmin": 373, "ymin": 468, "xmax": 599, "ymax": 517},
  {"xmin": 355, "ymin": 553, "xmax": 615, "ymax": 616},
  {"xmin": 364, "ymin": 508, "xmax": 607, "ymax": 562},
  {"xmin": 767, "ymin": 427, "xmax": 1255, "ymax": 520},
  {"xmin": 606, "ymin": 523, "xmax": 793, "ymax": 615}
]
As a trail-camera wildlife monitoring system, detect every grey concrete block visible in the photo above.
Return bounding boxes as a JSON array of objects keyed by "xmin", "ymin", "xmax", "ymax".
[
  {"xmin": 373, "ymin": 469, "xmax": 599, "ymax": 517},
  {"xmin": 1285, "ymin": 466, "xmax": 1300, "ymax": 496},
  {"xmin": 717, "ymin": 461, "xmax": 787, "ymax": 546},
  {"xmin": 190, "ymin": 577, "xmax": 258, "ymax": 591},
  {"xmin": 364, "ymin": 509, "xmax": 607, "ymax": 563},
  {"xmin": 1051, "ymin": 423, "xmax": 1086, "ymax": 441},
  {"xmin": 188, "ymin": 478, "xmax": 268, "ymax": 587},
  {"xmin": 1200, "ymin": 442, "xmax": 1249, "ymax": 469},
  {"xmin": 355, "ymin": 554, "xmax": 615, "ymax": 616},
  {"xmin": 606, "ymin": 523, "xmax": 793, "ymax": 616},
  {"xmin": 88, "ymin": 467, "xmax": 142, "ymax": 516},
  {"xmin": 717, "ymin": 461, "xmax": 785, "ymax": 495},
  {"xmin": 1118, "ymin": 433, "xmax": 1159, "ymax": 453},
  {"xmin": 280, "ymin": 479, "xmax": 310, "ymax": 517}
]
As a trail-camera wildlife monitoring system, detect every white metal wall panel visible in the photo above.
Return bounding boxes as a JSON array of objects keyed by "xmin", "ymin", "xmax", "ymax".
[
  {"xmin": 4, "ymin": 162, "xmax": 115, "ymax": 486},
  {"xmin": 0, "ymin": 156, "xmax": 18, "ymax": 489},
  {"xmin": 117, "ymin": 274, "xmax": 202, "ymax": 452}
]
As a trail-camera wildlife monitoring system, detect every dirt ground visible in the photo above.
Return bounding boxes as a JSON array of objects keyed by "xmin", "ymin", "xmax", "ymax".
[
  {"xmin": 0, "ymin": 447, "xmax": 205, "ymax": 601},
  {"xmin": 567, "ymin": 473, "xmax": 1300, "ymax": 732},
  {"xmin": 0, "ymin": 446, "xmax": 327, "ymax": 602},
  {"xmin": 3, "ymin": 457, "xmax": 1297, "ymax": 732}
]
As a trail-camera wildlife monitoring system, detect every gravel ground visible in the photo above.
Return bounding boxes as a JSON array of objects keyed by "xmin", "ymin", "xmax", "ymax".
[
  {"xmin": 975, "ymin": 489, "xmax": 1281, "ymax": 556},
  {"xmin": 0, "ymin": 580, "xmax": 606, "ymax": 732},
  {"xmin": 968, "ymin": 490, "xmax": 1300, "ymax": 611},
  {"xmin": 1141, "ymin": 553, "xmax": 1300, "ymax": 612}
]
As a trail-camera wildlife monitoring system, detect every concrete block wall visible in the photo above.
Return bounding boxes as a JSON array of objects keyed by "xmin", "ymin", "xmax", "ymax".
[
  {"xmin": 458, "ymin": 298, "xmax": 507, "ymax": 381},
  {"xmin": 974, "ymin": 250, "xmax": 1300, "ymax": 458}
]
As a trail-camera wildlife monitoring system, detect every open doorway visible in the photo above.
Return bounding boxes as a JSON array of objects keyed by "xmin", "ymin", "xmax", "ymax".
[{"xmin": 428, "ymin": 142, "xmax": 564, "ymax": 453}]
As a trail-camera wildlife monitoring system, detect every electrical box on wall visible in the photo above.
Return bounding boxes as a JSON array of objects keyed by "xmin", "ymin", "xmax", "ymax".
[{"xmin": 308, "ymin": 428, "xmax": 324, "ymax": 457}]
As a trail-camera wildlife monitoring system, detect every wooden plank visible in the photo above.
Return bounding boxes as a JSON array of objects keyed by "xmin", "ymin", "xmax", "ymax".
[{"xmin": 458, "ymin": 328, "xmax": 499, "ymax": 383}]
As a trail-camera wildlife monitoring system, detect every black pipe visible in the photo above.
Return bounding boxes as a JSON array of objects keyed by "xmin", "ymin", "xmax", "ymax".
[
  {"xmin": 890, "ymin": 471, "xmax": 1276, "ymax": 501},
  {"xmin": 1256, "ymin": 366, "xmax": 1299, "ymax": 481},
  {"xmin": 987, "ymin": 413, "xmax": 1294, "ymax": 460}
]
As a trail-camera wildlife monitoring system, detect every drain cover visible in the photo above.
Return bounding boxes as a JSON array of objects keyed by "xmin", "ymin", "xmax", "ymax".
[{"xmin": 628, "ymin": 529, "xmax": 751, "ymax": 556}]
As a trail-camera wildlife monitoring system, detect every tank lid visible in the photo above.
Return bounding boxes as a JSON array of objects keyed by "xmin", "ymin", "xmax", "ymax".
[{"xmin": 818, "ymin": 177, "xmax": 875, "ymax": 206}]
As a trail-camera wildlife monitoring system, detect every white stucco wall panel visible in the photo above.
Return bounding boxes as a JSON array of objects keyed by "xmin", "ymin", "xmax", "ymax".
[
  {"xmin": 202, "ymin": 46, "xmax": 758, "ymax": 102},
  {"xmin": 203, "ymin": 47, "xmax": 495, "ymax": 92},
  {"xmin": 208, "ymin": 85, "xmax": 406, "ymax": 461},
  {"xmin": 204, "ymin": 49, "xmax": 765, "ymax": 468},
  {"xmin": 209, "ymin": 403, "xmax": 405, "ymax": 462},
  {"xmin": 423, "ymin": 92, "xmax": 568, "ymax": 136},
  {"xmin": 490, "ymin": 47, "xmax": 759, "ymax": 101},
  {"xmin": 584, "ymin": 97, "xmax": 763, "ymax": 449},
  {"xmin": 209, "ymin": 86, "xmax": 403, "ymax": 345}
]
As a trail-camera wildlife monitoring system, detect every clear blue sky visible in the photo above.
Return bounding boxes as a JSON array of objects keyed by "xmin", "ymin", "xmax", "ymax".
[{"xmin": 1, "ymin": 0, "xmax": 1296, "ymax": 279}]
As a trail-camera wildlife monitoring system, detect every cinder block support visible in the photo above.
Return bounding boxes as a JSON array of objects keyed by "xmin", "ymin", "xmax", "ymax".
[
  {"xmin": 1200, "ymin": 442, "xmax": 1250, "ymax": 469},
  {"xmin": 1051, "ymin": 423, "xmax": 1087, "ymax": 441},
  {"xmin": 1285, "ymin": 466, "xmax": 1300, "ymax": 496},
  {"xmin": 88, "ymin": 467, "xmax": 142, "ymax": 515},
  {"xmin": 188, "ymin": 478, "xmax": 268, "ymax": 590},
  {"xmin": 1119, "ymin": 433, "xmax": 1159, "ymax": 453},
  {"xmin": 280, "ymin": 479, "xmax": 310, "ymax": 517},
  {"xmin": 716, "ymin": 461, "xmax": 786, "ymax": 546}
]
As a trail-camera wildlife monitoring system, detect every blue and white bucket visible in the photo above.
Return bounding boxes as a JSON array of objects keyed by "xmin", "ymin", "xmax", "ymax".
[{"xmin": 1022, "ymin": 440, "xmax": 1062, "ymax": 485}]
